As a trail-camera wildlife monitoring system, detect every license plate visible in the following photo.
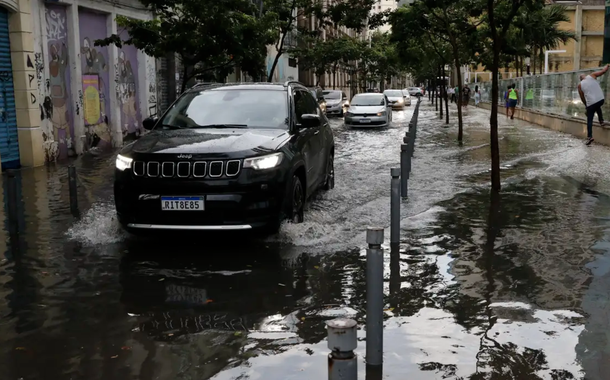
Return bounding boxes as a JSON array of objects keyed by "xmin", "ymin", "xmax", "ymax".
[
  {"xmin": 360, "ymin": 118, "xmax": 371, "ymax": 123},
  {"xmin": 161, "ymin": 196, "xmax": 204, "ymax": 211}
]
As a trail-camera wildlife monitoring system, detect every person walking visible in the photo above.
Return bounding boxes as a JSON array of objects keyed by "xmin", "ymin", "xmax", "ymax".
[
  {"xmin": 503, "ymin": 85, "xmax": 511, "ymax": 118},
  {"xmin": 474, "ymin": 85, "xmax": 481, "ymax": 107},
  {"xmin": 578, "ymin": 64, "xmax": 609, "ymax": 146},
  {"xmin": 462, "ymin": 84, "xmax": 471, "ymax": 108},
  {"xmin": 507, "ymin": 84, "xmax": 518, "ymax": 120}
]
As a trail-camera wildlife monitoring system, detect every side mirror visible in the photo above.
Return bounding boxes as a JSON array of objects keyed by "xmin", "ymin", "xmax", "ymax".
[
  {"xmin": 143, "ymin": 117, "xmax": 158, "ymax": 130},
  {"xmin": 301, "ymin": 114, "xmax": 321, "ymax": 128}
]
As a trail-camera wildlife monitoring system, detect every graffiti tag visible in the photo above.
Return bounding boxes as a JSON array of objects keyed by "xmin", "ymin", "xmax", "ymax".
[
  {"xmin": 45, "ymin": 9, "xmax": 67, "ymax": 41},
  {"xmin": 27, "ymin": 55, "xmax": 34, "ymax": 68},
  {"xmin": 30, "ymin": 93, "xmax": 37, "ymax": 104}
]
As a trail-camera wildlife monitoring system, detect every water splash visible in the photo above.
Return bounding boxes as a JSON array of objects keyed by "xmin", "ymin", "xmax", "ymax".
[{"xmin": 66, "ymin": 202, "xmax": 127, "ymax": 246}]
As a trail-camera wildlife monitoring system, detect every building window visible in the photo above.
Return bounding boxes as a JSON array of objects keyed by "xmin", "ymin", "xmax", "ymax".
[{"xmin": 289, "ymin": 57, "xmax": 297, "ymax": 68}]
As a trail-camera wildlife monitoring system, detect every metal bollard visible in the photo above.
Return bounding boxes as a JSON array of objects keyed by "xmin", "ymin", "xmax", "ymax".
[
  {"xmin": 327, "ymin": 318, "xmax": 358, "ymax": 380},
  {"xmin": 6, "ymin": 170, "xmax": 19, "ymax": 235},
  {"xmin": 68, "ymin": 166, "xmax": 79, "ymax": 216},
  {"xmin": 391, "ymin": 168, "xmax": 400, "ymax": 243},
  {"xmin": 399, "ymin": 145, "xmax": 409, "ymax": 198},
  {"xmin": 366, "ymin": 227, "xmax": 384, "ymax": 367}
]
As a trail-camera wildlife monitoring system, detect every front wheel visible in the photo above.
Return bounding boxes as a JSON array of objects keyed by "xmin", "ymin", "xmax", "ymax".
[
  {"xmin": 323, "ymin": 153, "xmax": 335, "ymax": 190},
  {"xmin": 287, "ymin": 175, "xmax": 304, "ymax": 223}
]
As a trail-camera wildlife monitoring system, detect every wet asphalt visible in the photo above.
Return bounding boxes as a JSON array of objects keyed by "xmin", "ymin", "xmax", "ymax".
[{"xmin": 2, "ymin": 100, "xmax": 610, "ymax": 379}]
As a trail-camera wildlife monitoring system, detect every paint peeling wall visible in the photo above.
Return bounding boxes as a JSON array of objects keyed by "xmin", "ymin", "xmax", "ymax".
[{"xmin": 32, "ymin": 0, "xmax": 157, "ymax": 162}]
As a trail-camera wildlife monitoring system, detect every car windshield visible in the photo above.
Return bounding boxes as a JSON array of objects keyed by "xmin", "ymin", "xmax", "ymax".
[
  {"xmin": 323, "ymin": 91, "xmax": 341, "ymax": 99},
  {"xmin": 351, "ymin": 95, "xmax": 384, "ymax": 106},
  {"xmin": 384, "ymin": 90, "xmax": 403, "ymax": 97},
  {"xmin": 159, "ymin": 89, "xmax": 288, "ymax": 129}
]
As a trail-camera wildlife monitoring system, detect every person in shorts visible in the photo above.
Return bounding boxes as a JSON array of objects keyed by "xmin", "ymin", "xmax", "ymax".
[
  {"xmin": 504, "ymin": 85, "xmax": 511, "ymax": 118},
  {"xmin": 507, "ymin": 84, "xmax": 518, "ymax": 119}
]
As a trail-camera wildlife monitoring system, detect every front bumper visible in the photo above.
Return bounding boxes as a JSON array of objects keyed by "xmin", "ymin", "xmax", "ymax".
[
  {"xmin": 114, "ymin": 167, "xmax": 288, "ymax": 231},
  {"xmin": 326, "ymin": 103, "xmax": 344, "ymax": 115},
  {"xmin": 344, "ymin": 114, "xmax": 388, "ymax": 127}
]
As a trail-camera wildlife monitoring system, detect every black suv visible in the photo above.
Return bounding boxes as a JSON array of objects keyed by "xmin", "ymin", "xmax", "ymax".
[{"xmin": 114, "ymin": 81, "xmax": 335, "ymax": 233}]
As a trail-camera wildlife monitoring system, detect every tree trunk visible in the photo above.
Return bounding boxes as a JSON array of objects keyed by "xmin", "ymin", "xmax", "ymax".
[
  {"xmin": 488, "ymin": 1, "xmax": 501, "ymax": 192},
  {"xmin": 268, "ymin": 28, "xmax": 289, "ymax": 82},
  {"xmin": 428, "ymin": 79, "xmax": 431, "ymax": 101},
  {"xmin": 533, "ymin": 47, "xmax": 537, "ymax": 75},
  {"xmin": 442, "ymin": 64, "xmax": 449, "ymax": 124},
  {"xmin": 452, "ymin": 50, "xmax": 464, "ymax": 142},
  {"xmin": 438, "ymin": 65, "xmax": 443, "ymax": 118}
]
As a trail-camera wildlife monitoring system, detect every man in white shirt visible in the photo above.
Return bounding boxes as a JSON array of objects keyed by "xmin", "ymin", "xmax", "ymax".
[{"xmin": 578, "ymin": 64, "xmax": 609, "ymax": 145}]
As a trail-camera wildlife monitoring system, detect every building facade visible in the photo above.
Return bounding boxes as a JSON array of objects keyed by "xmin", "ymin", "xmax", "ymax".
[{"xmin": 0, "ymin": 0, "xmax": 157, "ymax": 170}]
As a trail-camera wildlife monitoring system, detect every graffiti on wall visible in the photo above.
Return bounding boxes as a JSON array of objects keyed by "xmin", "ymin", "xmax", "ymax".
[
  {"xmin": 79, "ymin": 10, "xmax": 112, "ymax": 151},
  {"xmin": 146, "ymin": 56, "xmax": 157, "ymax": 117},
  {"xmin": 44, "ymin": 5, "xmax": 74, "ymax": 160},
  {"xmin": 117, "ymin": 28, "xmax": 142, "ymax": 140}
]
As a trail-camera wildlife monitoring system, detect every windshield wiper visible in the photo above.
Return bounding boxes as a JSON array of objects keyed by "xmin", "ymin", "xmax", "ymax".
[{"xmin": 192, "ymin": 124, "xmax": 249, "ymax": 129}]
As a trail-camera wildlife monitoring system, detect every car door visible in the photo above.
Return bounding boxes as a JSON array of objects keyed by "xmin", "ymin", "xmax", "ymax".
[{"xmin": 294, "ymin": 89, "xmax": 324, "ymax": 192}]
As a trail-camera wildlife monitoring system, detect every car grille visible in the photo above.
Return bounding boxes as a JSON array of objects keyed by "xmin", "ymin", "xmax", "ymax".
[{"xmin": 132, "ymin": 160, "xmax": 242, "ymax": 179}]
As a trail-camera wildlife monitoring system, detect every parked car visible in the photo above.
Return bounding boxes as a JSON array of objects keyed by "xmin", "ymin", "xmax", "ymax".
[
  {"xmin": 114, "ymin": 81, "xmax": 335, "ymax": 234},
  {"xmin": 344, "ymin": 93, "xmax": 392, "ymax": 128},
  {"xmin": 384, "ymin": 89, "xmax": 411, "ymax": 108},
  {"xmin": 407, "ymin": 87, "xmax": 423, "ymax": 97},
  {"xmin": 323, "ymin": 90, "xmax": 349, "ymax": 116},
  {"xmin": 308, "ymin": 87, "xmax": 327, "ymax": 114}
]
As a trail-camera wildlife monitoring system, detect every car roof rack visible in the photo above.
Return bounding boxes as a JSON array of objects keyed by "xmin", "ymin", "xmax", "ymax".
[{"xmin": 190, "ymin": 82, "xmax": 290, "ymax": 90}]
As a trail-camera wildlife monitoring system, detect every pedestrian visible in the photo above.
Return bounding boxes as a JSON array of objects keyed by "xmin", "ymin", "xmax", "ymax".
[
  {"xmin": 578, "ymin": 64, "xmax": 609, "ymax": 146},
  {"xmin": 503, "ymin": 85, "xmax": 511, "ymax": 118},
  {"xmin": 448, "ymin": 87, "xmax": 455, "ymax": 103},
  {"xmin": 474, "ymin": 85, "xmax": 481, "ymax": 107},
  {"xmin": 507, "ymin": 84, "xmax": 518, "ymax": 120},
  {"xmin": 462, "ymin": 84, "xmax": 471, "ymax": 108}
]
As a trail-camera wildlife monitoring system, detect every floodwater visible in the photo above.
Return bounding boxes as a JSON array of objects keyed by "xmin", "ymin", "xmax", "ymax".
[{"xmin": 1, "ymin": 100, "xmax": 610, "ymax": 379}]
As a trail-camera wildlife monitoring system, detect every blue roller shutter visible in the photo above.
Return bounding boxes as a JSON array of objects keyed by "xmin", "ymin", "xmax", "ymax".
[{"xmin": 0, "ymin": 7, "xmax": 19, "ymax": 170}]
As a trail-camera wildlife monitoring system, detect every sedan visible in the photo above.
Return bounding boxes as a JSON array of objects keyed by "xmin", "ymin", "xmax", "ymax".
[
  {"xmin": 384, "ymin": 89, "xmax": 411, "ymax": 109},
  {"xmin": 344, "ymin": 93, "xmax": 392, "ymax": 128},
  {"xmin": 407, "ymin": 87, "xmax": 423, "ymax": 97}
]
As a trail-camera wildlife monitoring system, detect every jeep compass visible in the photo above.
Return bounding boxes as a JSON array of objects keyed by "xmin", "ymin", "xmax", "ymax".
[{"xmin": 114, "ymin": 81, "xmax": 335, "ymax": 233}]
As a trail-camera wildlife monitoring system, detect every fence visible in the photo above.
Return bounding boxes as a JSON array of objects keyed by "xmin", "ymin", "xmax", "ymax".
[{"xmin": 468, "ymin": 67, "xmax": 610, "ymax": 120}]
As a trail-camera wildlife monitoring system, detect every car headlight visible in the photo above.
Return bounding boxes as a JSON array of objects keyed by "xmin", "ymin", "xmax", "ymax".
[
  {"xmin": 397, "ymin": 98, "xmax": 404, "ymax": 103},
  {"xmin": 116, "ymin": 154, "xmax": 133, "ymax": 171},
  {"xmin": 244, "ymin": 152, "xmax": 284, "ymax": 170},
  {"xmin": 377, "ymin": 111, "xmax": 386, "ymax": 116}
]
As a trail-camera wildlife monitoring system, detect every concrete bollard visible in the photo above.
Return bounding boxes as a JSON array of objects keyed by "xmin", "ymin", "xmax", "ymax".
[
  {"xmin": 391, "ymin": 168, "xmax": 400, "ymax": 243},
  {"xmin": 366, "ymin": 227, "xmax": 384, "ymax": 368},
  {"xmin": 327, "ymin": 318, "xmax": 358, "ymax": 380},
  {"xmin": 68, "ymin": 166, "xmax": 79, "ymax": 217},
  {"xmin": 6, "ymin": 170, "xmax": 18, "ymax": 235}
]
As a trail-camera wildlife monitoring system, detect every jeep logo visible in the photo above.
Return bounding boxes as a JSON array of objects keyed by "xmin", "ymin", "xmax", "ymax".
[{"xmin": 177, "ymin": 154, "xmax": 192, "ymax": 159}]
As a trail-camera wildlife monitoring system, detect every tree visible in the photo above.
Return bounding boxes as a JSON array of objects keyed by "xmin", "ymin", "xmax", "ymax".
[
  {"xmin": 264, "ymin": 0, "xmax": 384, "ymax": 82},
  {"xmin": 479, "ymin": 0, "xmax": 543, "ymax": 192},
  {"xmin": 391, "ymin": 1, "xmax": 479, "ymax": 140},
  {"xmin": 95, "ymin": 0, "xmax": 275, "ymax": 92}
]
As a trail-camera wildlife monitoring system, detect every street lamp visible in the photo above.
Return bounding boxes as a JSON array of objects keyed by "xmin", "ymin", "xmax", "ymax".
[{"xmin": 544, "ymin": 50, "xmax": 566, "ymax": 74}]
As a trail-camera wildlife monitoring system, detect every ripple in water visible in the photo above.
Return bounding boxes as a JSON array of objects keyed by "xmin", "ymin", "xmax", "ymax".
[{"xmin": 66, "ymin": 202, "xmax": 127, "ymax": 246}]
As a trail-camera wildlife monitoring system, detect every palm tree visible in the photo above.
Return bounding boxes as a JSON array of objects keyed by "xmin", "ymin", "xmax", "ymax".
[{"xmin": 520, "ymin": 5, "xmax": 576, "ymax": 74}]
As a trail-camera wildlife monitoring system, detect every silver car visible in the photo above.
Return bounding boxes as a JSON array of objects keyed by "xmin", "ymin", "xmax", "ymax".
[
  {"xmin": 323, "ymin": 90, "xmax": 349, "ymax": 116},
  {"xmin": 384, "ymin": 89, "xmax": 411, "ymax": 108},
  {"xmin": 344, "ymin": 93, "xmax": 392, "ymax": 128}
]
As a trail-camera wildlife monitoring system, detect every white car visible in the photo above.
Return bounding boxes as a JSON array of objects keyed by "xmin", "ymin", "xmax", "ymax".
[
  {"xmin": 384, "ymin": 89, "xmax": 411, "ymax": 108},
  {"xmin": 344, "ymin": 93, "xmax": 392, "ymax": 128},
  {"xmin": 406, "ymin": 87, "xmax": 423, "ymax": 97}
]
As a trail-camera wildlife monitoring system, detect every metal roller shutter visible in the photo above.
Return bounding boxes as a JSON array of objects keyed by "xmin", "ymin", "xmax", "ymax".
[{"xmin": 0, "ymin": 7, "xmax": 19, "ymax": 170}]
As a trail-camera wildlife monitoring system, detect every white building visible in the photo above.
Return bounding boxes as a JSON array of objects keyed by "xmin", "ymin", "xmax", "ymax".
[{"xmin": 371, "ymin": 0, "xmax": 397, "ymax": 34}]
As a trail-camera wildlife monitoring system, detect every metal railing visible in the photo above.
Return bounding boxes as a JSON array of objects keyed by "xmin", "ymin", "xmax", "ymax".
[{"xmin": 467, "ymin": 67, "xmax": 610, "ymax": 120}]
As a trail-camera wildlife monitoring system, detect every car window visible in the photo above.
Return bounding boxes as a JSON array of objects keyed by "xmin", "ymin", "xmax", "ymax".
[
  {"xmin": 160, "ymin": 89, "xmax": 289, "ymax": 129},
  {"xmin": 323, "ymin": 91, "xmax": 341, "ymax": 99},
  {"xmin": 350, "ymin": 95, "xmax": 385, "ymax": 106},
  {"xmin": 294, "ymin": 90, "xmax": 318, "ymax": 124}
]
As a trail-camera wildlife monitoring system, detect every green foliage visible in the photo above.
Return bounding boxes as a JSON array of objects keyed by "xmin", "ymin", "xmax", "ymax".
[{"xmin": 95, "ymin": 0, "xmax": 276, "ymax": 89}]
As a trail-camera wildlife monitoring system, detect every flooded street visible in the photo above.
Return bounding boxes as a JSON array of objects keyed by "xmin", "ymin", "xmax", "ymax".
[{"xmin": 2, "ymin": 101, "xmax": 610, "ymax": 379}]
